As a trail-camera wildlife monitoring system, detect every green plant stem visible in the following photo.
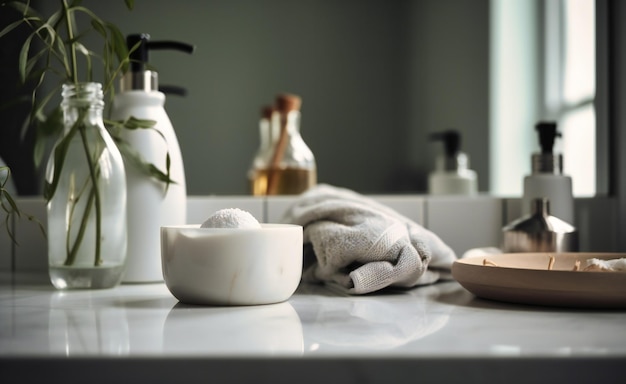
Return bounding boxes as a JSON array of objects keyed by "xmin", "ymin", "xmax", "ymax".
[
  {"xmin": 64, "ymin": 186, "xmax": 95, "ymax": 266},
  {"xmin": 63, "ymin": 168, "xmax": 90, "ymax": 264},
  {"xmin": 62, "ymin": 0, "xmax": 78, "ymax": 83},
  {"xmin": 78, "ymin": 126, "xmax": 102, "ymax": 266}
]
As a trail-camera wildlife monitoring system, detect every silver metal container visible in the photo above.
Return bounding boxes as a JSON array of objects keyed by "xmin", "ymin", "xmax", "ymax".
[{"xmin": 502, "ymin": 198, "xmax": 578, "ymax": 252}]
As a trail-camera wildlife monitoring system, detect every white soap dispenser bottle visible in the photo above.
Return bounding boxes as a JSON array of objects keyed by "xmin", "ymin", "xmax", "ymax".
[
  {"xmin": 428, "ymin": 130, "xmax": 478, "ymax": 195},
  {"xmin": 110, "ymin": 34, "xmax": 194, "ymax": 283},
  {"xmin": 521, "ymin": 121, "xmax": 574, "ymax": 224}
]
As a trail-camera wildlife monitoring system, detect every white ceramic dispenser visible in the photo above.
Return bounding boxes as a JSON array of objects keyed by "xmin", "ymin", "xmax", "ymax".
[
  {"xmin": 428, "ymin": 130, "xmax": 477, "ymax": 195},
  {"xmin": 521, "ymin": 121, "xmax": 574, "ymax": 225},
  {"xmin": 110, "ymin": 34, "xmax": 194, "ymax": 283}
]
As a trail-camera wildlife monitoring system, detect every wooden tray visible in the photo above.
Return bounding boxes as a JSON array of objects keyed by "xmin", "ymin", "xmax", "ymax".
[{"xmin": 452, "ymin": 253, "xmax": 626, "ymax": 309}]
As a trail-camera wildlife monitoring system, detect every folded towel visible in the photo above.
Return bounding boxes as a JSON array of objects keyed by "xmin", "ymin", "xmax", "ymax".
[{"xmin": 281, "ymin": 184, "xmax": 457, "ymax": 294}]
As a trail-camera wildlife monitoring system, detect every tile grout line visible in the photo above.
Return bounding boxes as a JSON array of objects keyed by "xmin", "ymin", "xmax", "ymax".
[
  {"xmin": 10, "ymin": 209, "xmax": 15, "ymax": 274},
  {"xmin": 262, "ymin": 197, "xmax": 268, "ymax": 223}
]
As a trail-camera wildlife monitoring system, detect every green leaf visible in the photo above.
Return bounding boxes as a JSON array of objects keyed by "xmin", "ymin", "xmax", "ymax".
[
  {"xmin": 30, "ymin": 80, "xmax": 62, "ymax": 127},
  {"xmin": 3, "ymin": 213, "xmax": 18, "ymax": 246},
  {"xmin": 114, "ymin": 138, "xmax": 177, "ymax": 185},
  {"xmin": 1, "ymin": 197, "xmax": 9, "ymax": 215},
  {"xmin": 46, "ymin": 9, "xmax": 63, "ymax": 30},
  {"xmin": 28, "ymin": 213, "xmax": 47, "ymax": 240},
  {"xmin": 0, "ymin": 19, "xmax": 25, "ymax": 39},
  {"xmin": 0, "ymin": 166, "xmax": 10, "ymax": 188},
  {"xmin": 72, "ymin": 6, "xmax": 103, "ymax": 24},
  {"xmin": 124, "ymin": 0, "xmax": 134, "ymax": 10},
  {"xmin": 43, "ymin": 111, "xmax": 84, "ymax": 201},
  {"xmin": 25, "ymin": 68, "xmax": 48, "ymax": 124},
  {"xmin": 90, "ymin": 18, "xmax": 107, "ymax": 38},
  {"xmin": 102, "ymin": 41, "xmax": 138, "ymax": 93},
  {"xmin": 109, "ymin": 117, "xmax": 174, "ymax": 190},
  {"xmin": 1, "ymin": 190, "xmax": 21, "ymax": 220},
  {"xmin": 22, "ymin": 23, "xmax": 64, "ymax": 82},
  {"xmin": 25, "ymin": 46, "xmax": 49, "ymax": 75},
  {"xmin": 18, "ymin": 32, "xmax": 35, "ymax": 83},
  {"xmin": 122, "ymin": 116, "xmax": 157, "ymax": 130},
  {"xmin": 106, "ymin": 22, "xmax": 128, "ymax": 67},
  {"xmin": 164, "ymin": 152, "xmax": 172, "ymax": 194},
  {"xmin": 34, "ymin": 106, "xmax": 64, "ymax": 168},
  {"xmin": 3, "ymin": 0, "xmax": 41, "ymax": 18}
]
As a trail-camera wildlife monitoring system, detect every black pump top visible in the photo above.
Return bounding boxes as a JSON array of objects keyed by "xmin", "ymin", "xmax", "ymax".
[
  {"xmin": 535, "ymin": 121, "xmax": 561, "ymax": 154},
  {"xmin": 122, "ymin": 34, "xmax": 195, "ymax": 93},
  {"xmin": 127, "ymin": 33, "xmax": 195, "ymax": 73},
  {"xmin": 430, "ymin": 130, "xmax": 461, "ymax": 157}
]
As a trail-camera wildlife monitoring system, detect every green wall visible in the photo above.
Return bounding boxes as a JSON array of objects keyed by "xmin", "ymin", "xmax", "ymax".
[{"xmin": 0, "ymin": 0, "xmax": 489, "ymax": 196}]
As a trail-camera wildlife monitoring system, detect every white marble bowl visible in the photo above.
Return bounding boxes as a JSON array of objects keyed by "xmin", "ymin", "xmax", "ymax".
[{"xmin": 161, "ymin": 224, "xmax": 303, "ymax": 306}]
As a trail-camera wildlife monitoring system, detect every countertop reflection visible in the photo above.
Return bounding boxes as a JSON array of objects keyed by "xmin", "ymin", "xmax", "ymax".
[
  {"xmin": 1, "ymin": 272, "xmax": 625, "ymax": 383},
  {"xmin": 2, "ymin": 273, "xmax": 625, "ymax": 359}
]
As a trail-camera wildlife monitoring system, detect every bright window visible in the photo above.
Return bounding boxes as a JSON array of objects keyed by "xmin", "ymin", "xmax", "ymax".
[
  {"xmin": 559, "ymin": 0, "xmax": 596, "ymax": 196},
  {"xmin": 490, "ymin": 0, "xmax": 596, "ymax": 197}
]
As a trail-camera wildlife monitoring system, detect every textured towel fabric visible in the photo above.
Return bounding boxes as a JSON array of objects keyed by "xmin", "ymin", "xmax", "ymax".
[{"xmin": 281, "ymin": 184, "xmax": 457, "ymax": 294}]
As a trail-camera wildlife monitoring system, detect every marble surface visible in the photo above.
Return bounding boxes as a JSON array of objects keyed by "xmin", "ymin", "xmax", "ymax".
[{"xmin": 1, "ymin": 273, "xmax": 624, "ymax": 383}]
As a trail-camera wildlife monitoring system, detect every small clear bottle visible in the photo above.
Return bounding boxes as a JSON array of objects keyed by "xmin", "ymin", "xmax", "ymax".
[
  {"xmin": 255, "ymin": 94, "xmax": 316, "ymax": 195},
  {"xmin": 249, "ymin": 106, "xmax": 276, "ymax": 195}
]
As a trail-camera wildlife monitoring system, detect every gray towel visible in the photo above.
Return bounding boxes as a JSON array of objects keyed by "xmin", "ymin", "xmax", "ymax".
[{"xmin": 281, "ymin": 184, "xmax": 457, "ymax": 294}]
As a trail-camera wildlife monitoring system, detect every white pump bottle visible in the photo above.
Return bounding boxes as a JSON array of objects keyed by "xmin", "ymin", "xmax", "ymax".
[
  {"xmin": 521, "ymin": 121, "xmax": 574, "ymax": 225},
  {"xmin": 110, "ymin": 34, "xmax": 194, "ymax": 283},
  {"xmin": 428, "ymin": 130, "xmax": 478, "ymax": 195}
]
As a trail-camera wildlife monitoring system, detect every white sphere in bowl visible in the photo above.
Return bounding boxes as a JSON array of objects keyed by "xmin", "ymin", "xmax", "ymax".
[{"xmin": 200, "ymin": 208, "xmax": 261, "ymax": 229}]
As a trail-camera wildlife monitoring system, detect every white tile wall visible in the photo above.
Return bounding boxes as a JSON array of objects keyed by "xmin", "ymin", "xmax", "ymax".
[
  {"xmin": 369, "ymin": 195, "xmax": 425, "ymax": 225},
  {"xmin": 265, "ymin": 196, "xmax": 299, "ymax": 223},
  {"xmin": 574, "ymin": 196, "xmax": 619, "ymax": 252},
  {"xmin": 425, "ymin": 195, "xmax": 503, "ymax": 257},
  {"xmin": 0, "ymin": 194, "xmax": 620, "ymax": 272},
  {"xmin": 13, "ymin": 197, "xmax": 47, "ymax": 272},
  {"xmin": 0, "ymin": 214, "xmax": 13, "ymax": 270},
  {"xmin": 503, "ymin": 198, "xmax": 522, "ymax": 226}
]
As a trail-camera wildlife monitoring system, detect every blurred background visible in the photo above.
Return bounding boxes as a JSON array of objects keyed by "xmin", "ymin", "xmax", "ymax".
[{"xmin": 0, "ymin": 0, "xmax": 602, "ymax": 197}]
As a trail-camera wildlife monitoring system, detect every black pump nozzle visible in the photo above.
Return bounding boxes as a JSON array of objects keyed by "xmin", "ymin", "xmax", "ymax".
[
  {"xmin": 127, "ymin": 33, "xmax": 195, "ymax": 73},
  {"xmin": 123, "ymin": 33, "xmax": 195, "ymax": 93},
  {"xmin": 535, "ymin": 121, "xmax": 561, "ymax": 154},
  {"xmin": 430, "ymin": 129, "xmax": 461, "ymax": 157}
]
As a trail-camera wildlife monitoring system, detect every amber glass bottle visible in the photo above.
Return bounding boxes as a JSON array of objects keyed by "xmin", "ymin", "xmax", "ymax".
[{"xmin": 251, "ymin": 94, "xmax": 316, "ymax": 195}]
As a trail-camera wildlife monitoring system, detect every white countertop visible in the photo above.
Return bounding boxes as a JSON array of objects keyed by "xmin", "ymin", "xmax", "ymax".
[{"xmin": 1, "ymin": 272, "xmax": 624, "ymax": 383}]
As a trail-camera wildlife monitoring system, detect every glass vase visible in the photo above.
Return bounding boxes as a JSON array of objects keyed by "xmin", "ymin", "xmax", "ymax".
[{"xmin": 46, "ymin": 82, "xmax": 127, "ymax": 289}]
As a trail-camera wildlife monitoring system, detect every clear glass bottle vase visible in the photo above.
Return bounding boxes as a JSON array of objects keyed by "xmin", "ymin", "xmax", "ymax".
[{"xmin": 46, "ymin": 82, "xmax": 127, "ymax": 289}]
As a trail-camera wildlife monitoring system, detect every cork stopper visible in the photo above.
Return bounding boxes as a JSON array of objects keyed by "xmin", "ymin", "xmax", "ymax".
[
  {"xmin": 261, "ymin": 105, "xmax": 275, "ymax": 119},
  {"xmin": 275, "ymin": 93, "xmax": 302, "ymax": 112}
]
